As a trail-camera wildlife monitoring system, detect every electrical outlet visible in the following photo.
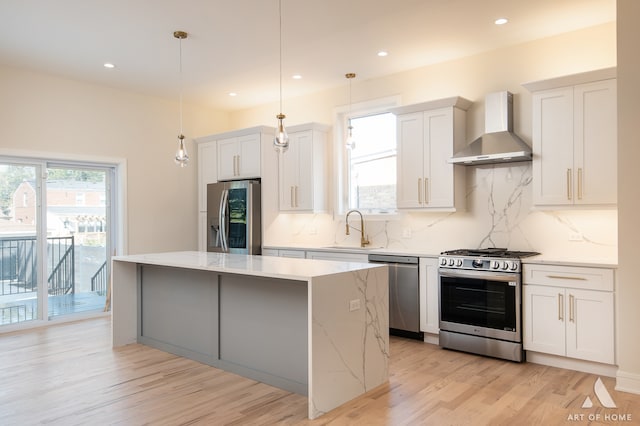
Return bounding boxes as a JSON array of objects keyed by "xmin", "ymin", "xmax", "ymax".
[
  {"xmin": 349, "ymin": 299, "xmax": 361, "ymax": 312},
  {"xmin": 402, "ymin": 227, "xmax": 412, "ymax": 238},
  {"xmin": 569, "ymin": 233, "xmax": 584, "ymax": 242}
]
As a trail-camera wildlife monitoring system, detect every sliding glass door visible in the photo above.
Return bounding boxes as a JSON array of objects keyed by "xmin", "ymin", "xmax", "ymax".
[
  {"xmin": 0, "ymin": 159, "xmax": 116, "ymax": 327},
  {"xmin": 0, "ymin": 163, "xmax": 42, "ymax": 325},
  {"xmin": 46, "ymin": 166, "xmax": 110, "ymax": 319}
]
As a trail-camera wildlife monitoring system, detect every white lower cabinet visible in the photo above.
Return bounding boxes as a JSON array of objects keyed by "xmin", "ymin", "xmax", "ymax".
[
  {"xmin": 523, "ymin": 264, "xmax": 615, "ymax": 364},
  {"xmin": 419, "ymin": 257, "xmax": 440, "ymax": 334}
]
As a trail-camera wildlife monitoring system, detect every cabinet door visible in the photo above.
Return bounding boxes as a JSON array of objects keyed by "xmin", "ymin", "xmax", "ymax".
[
  {"xmin": 419, "ymin": 257, "xmax": 440, "ymax": 334},
  {"xmin": 279, "ymin": 130, "xmax": 313, "ymax": 211},
  {"xmin": 424, "ymin": 108, "xmax": 454, "ymax": 208},
  {"xmin": 523, "ymin": 285, "xmax": 566, "ymax": 356},
  {"xmin": 217, "ymin": 137, "xmax": 238, "ymax": 180},
  {"xmin": 197, "ymin": 141, "xmax": 218, "ymax": 212},
  {"xmin": 278, "ymin": 137, "xmax": 298, "ymax": 210},
  {"xmin": 565, "ymin": 288, "xmax": 615, "ymax": 364},
  {"xmin": 574, "ymin": 79, "xmax": 617, "ymax": 205},
  {"xmin": 293, "ymin": 131, "xmax": 314, "ymax": 210},
  {"xmin": 237, "ymin": 134, "xmax": 261, "ymax": 178},
  {"xmin": 396, "ymin": 113, "xmax": 424, "ymax": 209},
  {"xmin": 531, "ymin": 87, "xmax": 574, "ymax": 205}
]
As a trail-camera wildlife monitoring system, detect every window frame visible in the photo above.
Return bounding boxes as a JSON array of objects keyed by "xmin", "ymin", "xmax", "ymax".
[{"xmin": 333, "ymin": 96, "xmax": 401, "ymax": 217}]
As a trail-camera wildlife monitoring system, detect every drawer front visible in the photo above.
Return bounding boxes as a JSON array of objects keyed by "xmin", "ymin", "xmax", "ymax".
[{"xmin": 522, "ymin": 264, "xmax": 614, "ymax": 291}]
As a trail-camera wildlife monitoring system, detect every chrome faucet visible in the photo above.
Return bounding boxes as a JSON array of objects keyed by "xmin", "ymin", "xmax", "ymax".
[{"xmin": 345, "ymin": 209, "xmax": 370, "ymax": 248}]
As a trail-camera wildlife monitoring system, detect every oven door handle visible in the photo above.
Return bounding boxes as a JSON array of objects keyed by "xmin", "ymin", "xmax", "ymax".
[{"xmin": 439, "ymin": 269, "xmax": 518, "ymax": 283}]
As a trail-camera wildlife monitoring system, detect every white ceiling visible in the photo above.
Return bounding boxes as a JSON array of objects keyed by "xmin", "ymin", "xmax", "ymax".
[{"xmin": 0, "ymin": 0, "xmax": 615, "ymax": 111}]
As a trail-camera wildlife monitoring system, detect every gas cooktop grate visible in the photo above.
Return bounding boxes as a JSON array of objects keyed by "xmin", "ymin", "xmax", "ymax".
[{"xmin": 441, "ymin": 248, "xmax": 540, "ymax": 258}]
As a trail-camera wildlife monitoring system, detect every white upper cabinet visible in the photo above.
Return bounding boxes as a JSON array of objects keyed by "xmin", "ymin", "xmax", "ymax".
[
  {"xmin": 525, "ymin": 69, "xmax": 617, "ymax": 207},
  {"xmin": 217, "ymin": 133, "xmax": 262, "ymax": 181},
  {"xmin": 392, "ymin": 97, "xmax": 470, "ymax": 211},
  {"xmin": 278, "ymin": 123, "xmax": 330, "ymax": 212}
]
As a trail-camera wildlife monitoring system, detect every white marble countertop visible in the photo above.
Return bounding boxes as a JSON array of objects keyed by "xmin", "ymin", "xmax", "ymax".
[
  {"xmin": 264, "ymin": 245, "xmax": 617, "ymax": 267},
  {"xmin": 113, "ymin": 251, "xmax": 384, "ymax": 281}
]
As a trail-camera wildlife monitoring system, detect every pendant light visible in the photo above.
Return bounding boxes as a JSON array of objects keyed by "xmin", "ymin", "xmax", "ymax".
[
  {"xmin": 345, "ymin": 72, "xmax": 356, "ymax": 150},
  {"xmin": 174, "ymin": 30, "xmax": 189, "ymax": 167},
  {"xmin": 273, "ymin": 0, "xmax": 289, "ymax": 152}
]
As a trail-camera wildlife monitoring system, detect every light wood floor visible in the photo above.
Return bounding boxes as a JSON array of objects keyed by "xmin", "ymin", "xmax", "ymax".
[{"xmin": 1, "ymin": 318, "xmax": 638, "ymax": 425}]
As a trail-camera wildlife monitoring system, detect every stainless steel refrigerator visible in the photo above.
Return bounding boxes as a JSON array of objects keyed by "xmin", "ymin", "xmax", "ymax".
[{"xmin": 206, "ymin": 180, "xmax": 261, "ymax": 254}]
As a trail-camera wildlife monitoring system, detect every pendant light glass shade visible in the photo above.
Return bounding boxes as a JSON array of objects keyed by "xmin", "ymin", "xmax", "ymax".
[
  {"xmin": 175, "ymin": 134, "xmax": 189, "ymax": 167},
  {"xmin": 345, "ymin": 73, "xmax": 356, "ymax": 150},
  {"xmin": 174, "ymin": 30, "xmax": 189, "ymax": 167},
  {"xmin": 273, "ymin": 0, "xmax": 289, "ymax": 152},
  {"xmin": 274, "ymin": 113, "xmax": 289, "ymax": 152}
]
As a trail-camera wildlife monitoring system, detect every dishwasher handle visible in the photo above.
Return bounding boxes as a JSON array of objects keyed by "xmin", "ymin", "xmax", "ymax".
[{"xmin": 368, "ymin": 254, "xmax": 419, "ymax": 264}]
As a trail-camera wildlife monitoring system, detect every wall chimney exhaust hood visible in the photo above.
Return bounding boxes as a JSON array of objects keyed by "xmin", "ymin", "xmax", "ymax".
[{"xmin": 449, "ymin": 91, "xmax": 532, "ymax": 165}]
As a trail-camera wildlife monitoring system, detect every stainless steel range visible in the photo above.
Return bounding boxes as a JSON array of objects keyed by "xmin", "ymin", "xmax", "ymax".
[{"xmin": 438, "ymin": 248, "xmax": 539, "ymax": 362}]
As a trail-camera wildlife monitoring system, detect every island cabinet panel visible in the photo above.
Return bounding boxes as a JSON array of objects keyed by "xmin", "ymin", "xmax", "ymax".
[
  {"xmin": 139, "ymin": 265, "xmax": 219, "ymax": 365},
  {"xmin": 218, "ymin": 274, "xmax": 308, "ymax": 395}
]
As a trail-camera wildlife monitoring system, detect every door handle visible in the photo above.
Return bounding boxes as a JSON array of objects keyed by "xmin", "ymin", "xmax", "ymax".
[
  {"xmin": 558, "ymin": 293, "xmax": 564, "ymax": 321},
  {"xmin": 290, "ymin": 186, "xmax": 294, "ymax": 208},
  {"xmin": 294, "ymin": 185, "xmax": 299, "ymax": 207},
  {"xmin": 569, "ymin": 294, "xmax": 575, "ymax": 322},
  {"xmin": 424, "ymin": 177, "xmax": 429, "ymax": 204},
  {"xmin": 220, "ymin": 189, "xmax": 229, "ymax": 251},
  {"xmin": 577, "ymin": 168, "xmax": 583, "ymax": 200},
  {"xmin": 566, "ymin": 169, "xmax": 572, "ymax": 200},
  {"xmin": 418, "ymin": 178, "xmax": 422, "ymax": 204}
]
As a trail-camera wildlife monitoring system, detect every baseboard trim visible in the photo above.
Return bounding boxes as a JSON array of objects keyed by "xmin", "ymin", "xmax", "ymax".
[
  {"xmin": 616, "ymin": 370, "xmax": 640, "ymax": 395},
  {"xmin": 526, "ymin": 351, "xmax": 617, "ymax": 377}
]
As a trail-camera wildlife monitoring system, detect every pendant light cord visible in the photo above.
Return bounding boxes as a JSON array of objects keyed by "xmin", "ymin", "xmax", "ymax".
[
  {"xmin": 278, "ymin": 0, "xmax": 283, "ymax": 114},
  {"xmin": 179, "ymin": 36, "xmax": 184, "ymax": 136}
]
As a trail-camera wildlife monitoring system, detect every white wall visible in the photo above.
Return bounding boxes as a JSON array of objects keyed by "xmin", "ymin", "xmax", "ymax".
[
  {"xmin": 0, "ymin": 65, "xmax": 229, "ymax": 254},
  {"xmin": 616, "ymin": 0, "xmax": 640, "ymax": 394}
]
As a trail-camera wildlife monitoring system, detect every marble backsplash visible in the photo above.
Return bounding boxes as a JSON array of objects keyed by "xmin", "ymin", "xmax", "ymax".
[{"xmin": 264, "ymin": 163, "xmax": 618, "ymax": 262}]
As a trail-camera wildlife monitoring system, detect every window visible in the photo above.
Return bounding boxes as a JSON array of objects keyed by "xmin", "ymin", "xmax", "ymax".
[{"xmin": 346, "ymin": 112, "xmax": 396, "ymax": 213}]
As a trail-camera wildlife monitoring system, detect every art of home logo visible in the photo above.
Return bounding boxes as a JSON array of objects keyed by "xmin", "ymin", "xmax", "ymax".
[{"xmin": 567, "ymin": 377, "xmax": 633, "ymax": 422}]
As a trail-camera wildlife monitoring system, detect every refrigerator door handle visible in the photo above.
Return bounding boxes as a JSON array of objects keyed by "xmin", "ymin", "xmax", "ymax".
[{"xmin": 219, "ymin": 189, "xmax": 229, "ymax": 252}]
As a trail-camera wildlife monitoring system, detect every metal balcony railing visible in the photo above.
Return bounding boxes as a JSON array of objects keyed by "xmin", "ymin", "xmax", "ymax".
[
  {"xmin": 0, "ymin": 236, "xmax": 75, "ymax": 296},
  {"xmin": 90, "ymin": 261, "xmax": 108, "ymax": 295}
]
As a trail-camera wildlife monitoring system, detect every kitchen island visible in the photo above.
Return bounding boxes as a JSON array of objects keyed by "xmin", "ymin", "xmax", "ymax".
[{"xmin": 111, "ymin": 251, "xmax": 389, "ymax": 419}]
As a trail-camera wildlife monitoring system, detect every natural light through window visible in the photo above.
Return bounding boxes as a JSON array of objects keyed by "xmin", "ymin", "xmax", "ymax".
[{"xmin": 347, "ymin": 112, "xmax": 396, "ymax": 213}]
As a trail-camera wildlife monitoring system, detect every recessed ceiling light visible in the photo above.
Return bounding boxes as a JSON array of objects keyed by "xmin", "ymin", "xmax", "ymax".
[
  {"xmin": 292, "ymin": 74, "xmax": 302, "ymax": 80},
  {"xmin": 495, "ymin": 18, "xmax": 508, "ymax": 25},
  {"xmin": 228, "ymin": 92, "xmax": 238, "ymax": 97},
  {"xmin": 103, "ymin": 63, "xmax": 116, "ymax": 69},
  {"xmin": 377, "ymin": 50, "xmax": 388, "ymax": 57}
]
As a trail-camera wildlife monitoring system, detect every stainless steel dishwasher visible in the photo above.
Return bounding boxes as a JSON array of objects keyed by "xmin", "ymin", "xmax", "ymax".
[{"xmin": 368, "ymin": 254, "xmax": 423, "ymax": 340}]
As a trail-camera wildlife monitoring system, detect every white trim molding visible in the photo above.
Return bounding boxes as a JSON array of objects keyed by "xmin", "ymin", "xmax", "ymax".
[{"xmin": 616, "ymin": 370, "xmax": 640, "ymax": 395}]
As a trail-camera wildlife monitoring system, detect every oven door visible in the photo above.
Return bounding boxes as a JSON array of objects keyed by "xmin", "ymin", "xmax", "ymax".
[{"xmin": 439, "ymin": 268, "xmax": 521, "ymax": 342}]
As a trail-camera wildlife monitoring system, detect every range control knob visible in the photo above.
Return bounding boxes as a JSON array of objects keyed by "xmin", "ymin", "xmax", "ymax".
[
  {"xmin": 491, "ymin": 260, "xmax": 501, "ymax": 269},
  {"xmin": 502, "ymin": 261, "xmax": 510, "ymax": 270},
  {"xmin": 448, "ymin": 258, "xmax": 455, "ymax": 266},
  {"xmin": 509, "ymin": 262, "xmax": 519, "ymax": 271},
  {"xmin": 440, "ymin": 257, "xmax": 447, "ymax": 266},
  {"xmin": 456, "ymin": 258, "xmax": 463, "ymax": 267}
]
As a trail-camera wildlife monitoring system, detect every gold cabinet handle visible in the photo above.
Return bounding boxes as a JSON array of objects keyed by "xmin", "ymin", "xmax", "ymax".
[
  {"xmin": 577, "ymin": 168, "xmax": 583, "ymax": 200},
  {"xmin": 566, "ymin": 168, "xmax": 572, "ymax": 200},
  {"xmin": 558, "ymin": 293, "xmax": 564, "ymax": 321},
  {"xmin": 294, "ymin": 185, "xmax": 299, "ymax": 208},
  {"xmin": 418, "ymin": 178, "xmax": 422, "ymax": 204},
  {"xmin": 569, "ymin": 294, "xmax": 575, "ymax": 322},
  {"xmin": 290, "ymin": 186, "xmax": 294, "ymax": 208},
  {"xmin": 424, "ymin": 177, "xmax": 429, "ymax": 205},
  {"xmin": 546, "ymin": 275, "xmax": 587, "ymax": 281}
]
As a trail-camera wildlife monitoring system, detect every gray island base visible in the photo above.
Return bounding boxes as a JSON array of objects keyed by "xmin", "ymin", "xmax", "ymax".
[{"xmin": 111, "ymin": 251, "xmax": 389, "ymax": 419}]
